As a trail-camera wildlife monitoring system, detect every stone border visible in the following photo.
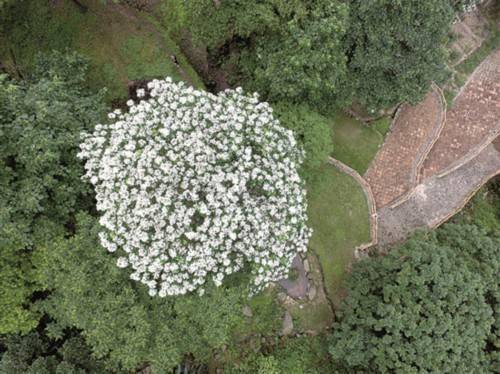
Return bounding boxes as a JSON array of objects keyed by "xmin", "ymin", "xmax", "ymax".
[
  {"xmin": 363, "ymin": 103, "xmax": 405, "ymax": 179},
  {"xmin": 388, "ymin": 83, "xmax": 448, "ymax": 209},
  {"xmin": 328, "ymin": 157, "xmax": 378, "ymax": 256},
  {"xmin": 436, "ymin": 124, "xmax": 500, "ymax": 179},
  {"xmin": 429, "ymin": 165, "xmax": 500, "ymax": 228},
  {"xmin": 453, "ymin": 47, "xmax": 499, "ymax": 101}
]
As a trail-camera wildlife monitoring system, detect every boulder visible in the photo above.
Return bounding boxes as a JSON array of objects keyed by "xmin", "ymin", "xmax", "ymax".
[{"xmin": 281, "ymin": 311, "xmax": 294, "ymax": 336}]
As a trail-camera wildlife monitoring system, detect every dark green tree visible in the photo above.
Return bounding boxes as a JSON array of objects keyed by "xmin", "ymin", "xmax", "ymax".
[
  {"xmin": 346, "ymin": 0, "xmax": 454, "ymax": 111},
  {"xmin": 0, "ymin": 51, "xmax": 106, "ymax": 334},
  {"xmin": 0, "ymin": 332, "xmax": 105, "ymax": 373},
  {"xmin": 184, "ymin": 0, "xmax": 349, "ymax": 110},
  {"xmin": 329, "ymin": 224, "xmax": 499, "ymax": 372}
]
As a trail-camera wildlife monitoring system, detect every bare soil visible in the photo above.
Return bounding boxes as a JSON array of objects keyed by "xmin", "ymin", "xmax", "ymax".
[{"xmin": 450, "ymin": 8, "xmax": 491, "ymax": 66}]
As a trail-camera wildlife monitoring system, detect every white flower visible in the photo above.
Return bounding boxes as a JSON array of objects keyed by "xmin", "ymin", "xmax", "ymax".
[
  {"xmin": 78, "ymin": 77, "xmax": 311, "ymax": 297},
  {"xmin": 117, "ymin": 257, "xmax": 129, "ymax": 268},
  {"xmin": 137, "ymin": 88, "xmax": 146, "ymax": 98}
]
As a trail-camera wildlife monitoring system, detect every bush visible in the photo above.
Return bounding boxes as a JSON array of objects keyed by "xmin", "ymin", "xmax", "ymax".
[
  {"xmin": 0, "ymin": 332, "xmax": 105, "ymax": 373},
  {"xmin": 225, "ymin": 335, "xmax": 334, "ymax": 373},
  {"xmin": 273, "ymin": 102, "xmax": 333, "ymax": 180},
  {"xmin": 329, "ymin": 223, "xmax": 499, "ymax": 372}
]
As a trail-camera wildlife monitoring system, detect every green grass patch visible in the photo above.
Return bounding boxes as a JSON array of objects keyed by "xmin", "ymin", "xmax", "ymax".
[
  {"xmin": 306, "ymin": 164, "xmax": 371, "ymax": 307},
  {"xmin": 289, "ymin": 302, "xmax": 333, "ymax": 332},
  {"xmin": 370, "ymin": 116, "xmax": 391, "ymax": 137},
  {"xmin": 0, "ymin": 0, "xmax": 202, "ymax": 101},
  {"xmin": 329, "ymin": 112, "xmax": 386, "ymax": 174}
]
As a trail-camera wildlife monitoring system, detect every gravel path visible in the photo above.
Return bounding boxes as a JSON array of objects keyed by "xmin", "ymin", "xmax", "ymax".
[
  {"xmin": 422, "ymin": 48, "xmax": 500, "ymax": 179},
  {"xmin": 377, "ymin": 141, "xmax": 500, "ymax": 247}
]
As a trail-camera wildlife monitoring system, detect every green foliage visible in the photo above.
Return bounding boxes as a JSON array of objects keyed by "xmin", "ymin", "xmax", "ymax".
[
  {"xmin": 242, "ymin": 1, "xmax": 349, "ymax": 109},
  {"xmin": 185, "ymin": 0, "xmax": 349, "ymax": 110},
  {"xmin": 450, "ymin": 0, "xmax": 484, "ymax": 12},
  {"xmin": 0, "ymin": 332, "xmax": 105, "ymax": 373},
  {"xmin": 226, "ymin": 335, "xmax": 334, "ymax": 373},
  {"xmin": 184, "ymin": 0, "xmax": 283, "ymax": 49},
  {"xmin": 347, "ymin": 0, "xmax": 454, "ymax": 111},
  {"xmin": 454, "ymin": 179, "xmax": 500, "ymax": 234},
  {"xmin": 273, "ymin": 102, "xmax": 333, "ymax": 179},
  {"xmin": 0, "ymin": 51, "xmax": 106, "ymax": 335},
  {"xmin": 329, "ymin": 223, "xmax": 499, "ymax": 372},
  {"xmin": 35, "ymin": 213, "xmax": 282, "ymax": 371}
]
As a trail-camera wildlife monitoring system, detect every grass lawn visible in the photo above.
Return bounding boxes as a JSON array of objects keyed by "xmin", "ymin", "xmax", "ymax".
[
  {"xmin": 0, "ymin": 0, "xmax": 203, "ymax": 101},
  {"xmin": 307, "ymin": 163, "xmax": 371, "ymax": 307},
  {"xmin": 290, "ymin": 302, "xmax": 333, "ymax": 332},
  {"xmin": 329, "ymin": 112, "xmax": 387, "ymax": 174}
]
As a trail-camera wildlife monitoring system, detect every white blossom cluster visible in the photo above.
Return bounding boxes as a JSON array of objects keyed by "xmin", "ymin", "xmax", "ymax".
[
  {"xmin": 78, "ymin": 78, "xmax": 311, "ymax": 297},
  {"xmin": 455, "ymin": 0, "xmax": 485, "ymax": 15}
]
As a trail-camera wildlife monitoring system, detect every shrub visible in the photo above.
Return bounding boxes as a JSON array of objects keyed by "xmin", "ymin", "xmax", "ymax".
[
  {"xmin": 329, "ymin": 224, "xmax": 499, "ymax": 372},
  {"xmin": 273, "ymin": 102, "xmax": 333, "ymax": 180}
]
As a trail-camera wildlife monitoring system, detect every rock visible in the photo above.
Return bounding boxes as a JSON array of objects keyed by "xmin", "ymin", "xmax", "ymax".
[
  {"xmin": 242, "ymin": 305, "xmax": 253, "ymax": 318},
  {"xmin": 277, "ymin": 292, "xmax": 287, "ymax": 302},
  {"xmin": 281, "ymin": 311, "xmax": 294, "ymax": 336},
  {"xmin": 307, "ymin": 286, "xmax": 317, "ymax": 301},
  {"xmin": 303, "ymin": 259, "xmax": 310, "ymax": 273}
]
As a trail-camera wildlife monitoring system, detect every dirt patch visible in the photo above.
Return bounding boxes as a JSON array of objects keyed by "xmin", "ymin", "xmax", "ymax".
[
  {"xmin": 278, "ymin": 255, "xmax": 308, "ymax": 300},
  {"xmin": 364, "ymin": 87, "xmax": 444, "ymax": 209},
  {"xmin": 177, "ymin": 30, "xmax": 231, "ymax": 92},
  {"xmin": 421, "ymin": 48, "xmax": 500, "ymax": 179},
  {"xmin": 450, "ymin": 7, "xmax": 491, "ymax": 66}
]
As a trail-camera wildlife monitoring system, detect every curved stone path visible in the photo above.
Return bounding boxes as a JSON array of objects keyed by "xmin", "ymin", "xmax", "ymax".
[
  {"xmin": 374, "ymin": 48, "xmax": 500, "ymax": 247},
  {"xmin": 364, "ymin": 85, "xmax": 445, "ymax": 209},
  {"xmin": 421, "ymin": 48, "xmax": 500, "ymax": 179},
  {"xmin": 377, "ymin": 141, "xmax": 500, "ymax": 246}
]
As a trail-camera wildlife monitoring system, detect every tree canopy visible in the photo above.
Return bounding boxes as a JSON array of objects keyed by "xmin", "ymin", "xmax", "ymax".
[
  {"xmin": 185, "ymin": 0, "xmax": 349, "ymax": 111},
  {"xmin": 0, "ymin": 51, "xmax": 105, "ymax": 334},
  {"xmin": 35, "ymin": 213, "xmax": 281, "ymax": 371},
  {"xmin": 329, "ymin": 223, "xmax": 499, "ymax": 372},
  {"xmin": 346, "ymin": 0, "xmax": 454, "ymax": 111}
]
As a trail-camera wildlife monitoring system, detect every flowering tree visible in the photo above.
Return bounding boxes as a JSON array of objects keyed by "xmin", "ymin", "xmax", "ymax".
[{"xmin": 78, "ymin": 78, "xmax": 311, "ymax": 297}]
